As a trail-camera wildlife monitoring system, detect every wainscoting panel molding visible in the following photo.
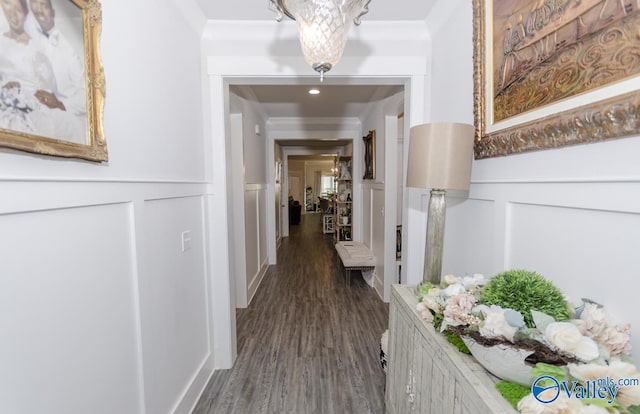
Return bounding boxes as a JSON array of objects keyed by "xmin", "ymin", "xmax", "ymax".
[
  {"xmin": 142, "ymin": 195, "xmax": 210, "ymax": 414},
  {"xmin": 508, "ymin": 202, "xmax": 640, "ymax": 317},
  {"xmin": 0, "ymin": 203, "xmax": 142, "ymax": 413},
  {"xmin": 0, "ymin": 180, "xmax": 216, "ymax": 414},
  {"xmin": 245, "ymin": 184, "xmax": 269, "ymax": 306},
  {"xmin": 441, "ymin": 179, "xmax": 640, "ymax": 365}
]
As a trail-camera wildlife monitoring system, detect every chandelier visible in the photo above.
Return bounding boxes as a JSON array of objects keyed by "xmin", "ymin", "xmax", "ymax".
[{"xmin": 269, "ymin": 0, "xmax": 372, "ymax": 80}]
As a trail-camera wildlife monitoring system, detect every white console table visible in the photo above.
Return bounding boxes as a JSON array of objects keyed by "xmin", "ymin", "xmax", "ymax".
[{"xmin": 386, "ymin": 284, "xmax": 516, "ymax": 414}]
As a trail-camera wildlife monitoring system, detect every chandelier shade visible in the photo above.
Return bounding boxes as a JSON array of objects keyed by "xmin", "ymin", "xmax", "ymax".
[{"xmin": 269, "ymin": 0, "xmax": 371, "ymax": 79}]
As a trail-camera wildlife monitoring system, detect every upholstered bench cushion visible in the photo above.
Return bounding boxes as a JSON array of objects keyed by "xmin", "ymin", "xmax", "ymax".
[{"xmin": 335, "ymin": 241, "xmax": 376, "ymax": 268}]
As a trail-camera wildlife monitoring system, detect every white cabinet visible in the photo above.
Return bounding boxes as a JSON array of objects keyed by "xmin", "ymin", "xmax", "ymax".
[{"xmin": 386, "ymin": 285, "xmax": 516, "ymax": 414}]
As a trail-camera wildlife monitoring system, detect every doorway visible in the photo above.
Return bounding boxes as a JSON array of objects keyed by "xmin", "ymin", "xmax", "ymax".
[{"xmin": 210, "ymin": 76, "xmax": 417, "ymax": 368}]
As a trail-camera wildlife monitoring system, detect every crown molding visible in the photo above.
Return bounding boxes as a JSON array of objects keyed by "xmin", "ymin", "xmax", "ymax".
[{"xmin": 204, "ymin": 20, "xmax": 429, "ymax": 41}]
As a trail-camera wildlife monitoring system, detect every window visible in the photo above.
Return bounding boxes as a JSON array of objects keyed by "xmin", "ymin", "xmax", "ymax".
[{"xmin": 320, "ymin": 175, "xmax": 335, "ymax": 196}]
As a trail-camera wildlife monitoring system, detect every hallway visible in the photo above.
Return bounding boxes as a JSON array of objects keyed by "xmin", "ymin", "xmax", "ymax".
[{"xmin": 193, "ymin": 213, "xmax": 389, "ymax": 414}]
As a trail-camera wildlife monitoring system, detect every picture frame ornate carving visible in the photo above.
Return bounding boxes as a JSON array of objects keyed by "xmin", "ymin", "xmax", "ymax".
[
  {"xmin": 0, "ymin": 0, "xmax": 106, "ymax": 162},
  {"xmin": 473, "ymin": 0, "xmax": 640, "ymax": 159}
]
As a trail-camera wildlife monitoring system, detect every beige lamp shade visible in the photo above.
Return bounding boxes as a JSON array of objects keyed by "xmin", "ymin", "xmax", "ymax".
[{"xmin": 406, "ymin": 122, "xmax": 475, "ymax": 191}]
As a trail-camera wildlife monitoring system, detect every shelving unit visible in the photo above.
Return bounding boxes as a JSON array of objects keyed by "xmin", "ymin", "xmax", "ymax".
[
  {"xmin": 334, "ymin": 156, "xmax": 353, "ymax": 242},
  {"xmin": 305, "ymin": 186, "xmax": 314, "ymax": 211},
  {"xmin": 322, "ymin": 214, "xmax": 334, "ymax": 234}
]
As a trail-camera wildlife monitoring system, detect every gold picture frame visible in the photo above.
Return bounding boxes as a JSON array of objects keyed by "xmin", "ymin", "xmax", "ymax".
[
  {"xmin": 0, "ymin": 0, "xmax": 106, "ymax": 162},
  {"xmin": 473, "ymin": 0, "xmax": 640, "ymax": 159}
]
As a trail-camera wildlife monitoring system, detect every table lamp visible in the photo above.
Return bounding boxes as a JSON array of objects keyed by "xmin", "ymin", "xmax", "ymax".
[{"xmin": 406, "ymin": 122, "xmax": 475, "ymax": 285}]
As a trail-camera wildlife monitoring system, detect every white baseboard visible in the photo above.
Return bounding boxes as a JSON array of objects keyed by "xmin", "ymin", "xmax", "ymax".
[
  {"xmin": 247, "ymin": 259, "xmax": 269, "ymax": 305},
  {"xmin": 172, "ymin": 352, "xmax": 215, "ymax": 414}
]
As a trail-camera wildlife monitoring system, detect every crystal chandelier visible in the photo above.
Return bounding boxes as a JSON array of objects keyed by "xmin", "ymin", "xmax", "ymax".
[{"xmin": 269, "ymin": 0, "xmax": 372, "ymax": 80}]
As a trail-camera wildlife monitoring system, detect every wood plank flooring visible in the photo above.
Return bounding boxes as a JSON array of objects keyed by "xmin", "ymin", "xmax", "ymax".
[{"xmin": 193, "ymin": 213, "xmax": 389, "ymax": 414}]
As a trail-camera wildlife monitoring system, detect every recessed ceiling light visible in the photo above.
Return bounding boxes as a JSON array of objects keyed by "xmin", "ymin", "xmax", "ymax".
[{"xmin": 308, "ymin": 88, "xmax": 320, "ymax": 95}]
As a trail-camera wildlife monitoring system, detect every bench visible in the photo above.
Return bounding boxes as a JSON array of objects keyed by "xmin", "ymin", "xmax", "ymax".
[{"xmin": 334, "ymin": 241, "xmax": 376, "ymax": 284}]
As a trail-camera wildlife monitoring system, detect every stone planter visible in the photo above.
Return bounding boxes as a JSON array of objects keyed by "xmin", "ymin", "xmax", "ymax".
[{"xmin": 462, "ymin": 336, "xmax": 535, "ymax": 386}]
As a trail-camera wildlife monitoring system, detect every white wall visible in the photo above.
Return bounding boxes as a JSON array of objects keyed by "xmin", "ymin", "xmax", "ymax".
[
  {"xmin": 361, "ymin": 104, "xmax": 387, "ymax": 291},
  {"xmin": 275, "ymin": 143, "xmax": 283, "ymax": 244},
  {"xmin": 0, "ymin": 1, "xmax": 216, "ymax": 413},
  {"xmin": 425, "ymin": 0, "xmax": 473, "ymax": 123},
  {"xmin": 239, "ymin": 100, "xmax": 267, "ymax": 185},
  {"xmin": 229, "ymin": 94, "xmax": 269, "ymax": 307},
  {"xmin": 415, "ymin": 0, "xmax": 640, "ymax": 364},
  {"xmin": 361, "ymin": 94, "xmax": 403, "ymax": 300}
]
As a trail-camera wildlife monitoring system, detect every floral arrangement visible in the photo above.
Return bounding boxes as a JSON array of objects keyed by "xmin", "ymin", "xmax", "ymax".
[{"xmin": 416, "ymin": 269, "xmax": 640, "ymax": 413}]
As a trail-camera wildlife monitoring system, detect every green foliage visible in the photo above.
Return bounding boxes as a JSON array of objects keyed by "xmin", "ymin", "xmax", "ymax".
[
  {"xmin": 531, "ymin": 362, "xmax": 568, "ymax": 383},
  {"xmin": 495, "ymin": 380, "xmax": 531, "ymax": 409},
  {"xmin": 580, "ymin": 397, "xmax": 625, "ymax": 411},
  {"xmin": 432, "ymin": 313, "xmax": 443, "ymax": 331},
  {"xmin": 444, "ymin": 332, "xmax": 471, "ymax": 355},
  {"xmin": 479, "ymin": 269, "xmax": 572, "ymax": 327},
  {"xmin": 417, "ymin": 282, "xmax": 433, "ymax": 296}
]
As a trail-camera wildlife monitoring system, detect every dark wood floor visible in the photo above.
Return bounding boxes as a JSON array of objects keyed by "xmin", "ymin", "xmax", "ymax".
[{"xmin": 193, "ymin": 213, "xmax": 389, "ymax": 414}]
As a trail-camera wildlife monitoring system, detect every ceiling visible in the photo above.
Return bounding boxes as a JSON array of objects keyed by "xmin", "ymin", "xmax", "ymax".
[
  {"xmin": 196, "ymin": 0, "xmax": 436, "ymax": 22},
  {"xmin": 230, "ymin": 84, "xmax": 403, "ymax": 118},
  {"xmin": 203, "ymin": 1, "xmax": 431, "ymax": 152}
]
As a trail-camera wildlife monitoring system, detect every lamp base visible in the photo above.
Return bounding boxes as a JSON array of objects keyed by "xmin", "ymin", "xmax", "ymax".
[{"xmin": 424, "ymin": 189, "xmax": 446, "ymax": 285}]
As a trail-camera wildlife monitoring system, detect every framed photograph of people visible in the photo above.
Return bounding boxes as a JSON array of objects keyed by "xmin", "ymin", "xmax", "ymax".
[
  {"xmin": 0, "ymin": 0, "xmax": 106, "ymax": 162},
  {"xmin": 473, "ymin": 0, "xmax": 640, "ymax": 159}
]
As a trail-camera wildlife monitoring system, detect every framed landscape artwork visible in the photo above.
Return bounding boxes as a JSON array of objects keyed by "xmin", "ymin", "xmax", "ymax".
[
  {"xmin": 0, "ymin": 0, "xmax": 106, "ymax": 162},
  {"xmin": 473, "ymin": 0, "xmax": 640, "ymax": 159}
]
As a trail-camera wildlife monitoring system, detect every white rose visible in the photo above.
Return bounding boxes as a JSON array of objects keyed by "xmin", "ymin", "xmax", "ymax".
[
  {"xmin": 443, "ymin": 274, "xmax": 460, "ymax": 285},
  {"xmin": 569, "ymin": 359, "xmax": 640, "ymax": 408},
  {"xmin": 580, "ymin": 405, "xmax": 613, "ymax": 414},
  {"xmin": 462, "ymin": 273, "xmax": 486, "ymax": 289},
  {"xmin": 517, "ymin": 391, "xmax": 596, "ymax": 414},
  {"xmin": 421, "ymin": 295, "xmax": 443, "ymax": 313},
  {"xmin": 476, "ymin": 305, "xmax": 518, "ymax": 342},
  {"xmin": 608, "ymin": 359, "xmax": 640, "ymax": 407},
  {"xmin": 545, "ymin": 322, "xmax": 599, "ymax": 361},
  {"xmin": 427, "ymin": 287, "xmax": 441, "ymax": 296},
  {"xmin": 517, "ymin": 393, "xmax": 546, "ymax": 414},
  {"xmin": 416, "ymin": 301, "xmax": 434, "ymax": 322},
  {"xmin": 442, "ymin": 283, "xmax": 465, "ymax": 297},
  {"xmin": 568, "ymin": 361, "xmax": 608, "ymax": 383}
]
